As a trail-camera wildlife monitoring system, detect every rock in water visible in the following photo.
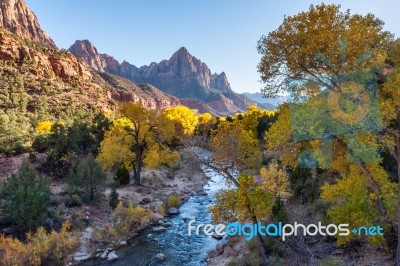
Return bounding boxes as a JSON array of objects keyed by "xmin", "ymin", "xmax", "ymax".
[
  {"xmin": 152, "ymin": 226, "xmax": 167, "ymax": 232},
  {"xmin": 212, "ymin": 233, "xmax": 224, "ymax": 240},
  {"xmin": 100, "ymin": 250, "xmax": 108, "ymax": 260},
  {"xmin": 168, "ymin": 207, "xmax": 179, "ymax": 215},
  {"xmin": 155, "ymin": 253, "xmax": 166, "ymax": 261},
  {"xmin": 107, "ymin": 251, "xmax": 118, "ymax": 261}
]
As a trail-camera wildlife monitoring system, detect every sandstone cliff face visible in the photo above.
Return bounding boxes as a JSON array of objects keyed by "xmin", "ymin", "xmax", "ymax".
[
  {"xmin": 92, "ymin": 71, "xmax": 180, "ymax": 110},
  {"xmin": 0, "ymin": 0, "xmax": 56, "ymax": 47},
  {"xmin": 68, "ymin": 40, "xmax": 107, "ymax": 72},
  {"xmin": 0, "ymin": 30, "xmax": 91, "ymax": 82}
]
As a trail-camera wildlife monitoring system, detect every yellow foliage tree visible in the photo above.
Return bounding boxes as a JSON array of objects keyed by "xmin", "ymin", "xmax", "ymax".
[
  {"xmin": 321, "ymin": 163, "xmax": 396, "ymax": 246},
  {"xmin": 163, "ymin": 105, "xmax": 198, "ymax": 135},
  {"xmin": 210, "ymin": 174, "xmax": 273, "ymax": 265},
  {"xmin": 0, "ymin": 222, "xmax": 78, "ymax": 266},
  {"xmin": 260, "ymin": 161, "xmax": 290, "ymax": 198},
  {"xmin": 98, "ymin": 103, "xmax": 179, "ymax": 185},
  {"xmin": 36, "ymin": 121, "xmax": 53, "ymax": 134},
  {"xmin": 211, "ymin": 121, "xmax": 262, "ymax": 179}
]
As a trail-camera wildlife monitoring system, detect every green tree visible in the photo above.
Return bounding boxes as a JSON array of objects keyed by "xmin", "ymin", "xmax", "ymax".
[
  {"xmin": 115, "ymin": 167, "xmax": 130, "ymax": 186},
  {"xmin": 109, "ymin": 185, "xmax": 119, "ymax": 209},
  {"xmin": 68, "ymin": 154, "xmax": 106, "ymax": 203},
  {"xmin": 0, "ymin": 161, "xmax": 51, "ymax": 232}
]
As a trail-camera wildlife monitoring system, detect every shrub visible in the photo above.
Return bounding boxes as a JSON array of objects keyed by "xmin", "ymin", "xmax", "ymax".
[
  {"xmin": 68, "ymin": 154, "xmax": 106, "ymax": 204},
  {"xmin": 65, "ymin": 194, "xmax": 83, "ymax": 207},
  {"xmin": 0, "ymin": 223, "xmax": 78, "ymax": 266},
  {"xmin": 167, "ymin": 194, "xmax": 181, "ymax": 208},
  {"xmin": 0, "ymin": 161, "xmax": 51, "ymax": 232},
  {"xmin": 114, "ymin": 167, "xmax": 130, "ymax": 185},
  {"xmin": 98, "ymin": 203, "xmax": 153, "ymax": 240},
  {"xmin": 109, "ymin": 186, "xmax": 119, "ymax": 209},
  {"xmin": 156, "ymin": 206, "xmax": 166, "ymax": 216},
  {"xmin": 32, "ymin": 134, "xmax": 49, "ymax": 153}
]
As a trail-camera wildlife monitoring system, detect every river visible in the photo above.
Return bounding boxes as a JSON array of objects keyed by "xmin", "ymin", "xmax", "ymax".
[{"xmin": 87, "ymin": 164, "xmax": 228, "ymax": 266}]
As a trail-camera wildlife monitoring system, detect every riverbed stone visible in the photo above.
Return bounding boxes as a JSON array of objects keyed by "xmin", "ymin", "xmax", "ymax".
[
  {"xmin": 152, "ymin": 213, "xmax": 164, "ymax": 223},
  {"xmin": 142, "ymin": 197, "xmax": 152, "ymax": 204},
  {"xmin": 120, "ymin": 240, "xmax": 127, "ymax": 246},
  {"xmin": 212, "ymin": 233, "xmax": 224, "ymax": 240},
  {"xmin": 163, "ymin": 222, "xmax": 172, "ymax": 228},
  {"xmin": 156, "ymin": 253, "xmax": 166, "ymax": 261},
  {"xmin": 73, "ymin": 251, "xmax": 91, "ymax": 261},
  {"xmin": 107, "ymin": 251, "xmax": 118, "ymax": 261},
  {"xmin": 168, "ymin": 207, "xmax": 179, "ymax": 215},
  {"xmin": 153, "ymin": 226, "xmax": 167, "ymax": 232},
  {"xmin": 100, "ymin": 250, "xmax": 109, "ymax": 260}
]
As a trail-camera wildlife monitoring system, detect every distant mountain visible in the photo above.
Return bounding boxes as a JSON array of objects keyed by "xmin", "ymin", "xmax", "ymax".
[
  {"xmin": 242, "ymin": 92, "xmax": 287, "ymax": 109},
  {"xmin": 69, "ymin": 40, "xmax": 263, "ymax": 115},
  {"xmin": 0, "ymin": 0, "xmax": 56, "ymax": 47}
]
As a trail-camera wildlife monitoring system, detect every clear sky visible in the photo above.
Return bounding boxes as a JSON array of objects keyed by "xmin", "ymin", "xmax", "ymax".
[{"xmin": 25, "ymin": 0, "xmax": 400, "ymax": 93}]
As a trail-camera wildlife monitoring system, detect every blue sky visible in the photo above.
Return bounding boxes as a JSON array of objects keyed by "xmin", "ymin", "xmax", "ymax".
[{"xmin": 25, "ymin": 0, "xmax": 400, "ymax": 93}]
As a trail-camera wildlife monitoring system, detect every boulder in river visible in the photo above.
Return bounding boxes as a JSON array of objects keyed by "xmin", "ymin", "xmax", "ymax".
[
  {"xmin": 163, "ymin": 222, "xmax": 172, "ymax": 228},
  {"xmin": 153, "ymin": 226, "xmax": 167, "ymax": 232},
  {"xmin": 156, "ymin": 253, "xmax": 166, "ymax": 261},
  {"xmin": 100, "ymin": 250, "xmax": 109, "ymax": 260},
  {"xmin": 168, "ymin": 207, "xmax": 179, "ymax": 215},
  {"xmin": 107, "ymin": 251, "xmax": 118, "ymax": 261},
  {"xmin": 212, "ymin": 234, "xmax": 224, "ymax": 240}
]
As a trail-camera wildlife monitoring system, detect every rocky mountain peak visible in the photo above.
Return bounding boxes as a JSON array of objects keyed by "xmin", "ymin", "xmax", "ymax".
[
  {"xmin": 211, "ymin": 71, "xmax": 232, "ymax": 92},
  {"xmin": 69, "ymin": 40, "xmax": 107, "ymax": 72},
  {"xmin": 0, "ymin": 0, "xmax": 56, "ymax": 47},
  {"xmin": 171, "ymin": 47, "xmax": 190, "ymax": 58},
  {"xmin": 68, "ymin": 41, "xmax": 257, "ymax": 115}
]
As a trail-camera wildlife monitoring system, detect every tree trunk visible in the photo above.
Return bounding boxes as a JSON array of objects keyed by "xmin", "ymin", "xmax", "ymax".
[
  {"xmin": 134, "ymin": 148, "xmax": 142, "ymax": 186},
  {"xmin": 397, "ymin": 175, "xmax": 400, "ymax": 266},
  {"xmin": 396, "ymin": 134, "xmax": 400, "ymax": 266},
  {"xmin": 252, "ymin": 215, "xmax": 269, "ymax": 266}
]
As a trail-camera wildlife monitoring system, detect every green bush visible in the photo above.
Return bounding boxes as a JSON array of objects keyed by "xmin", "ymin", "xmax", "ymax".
[
  {"xmin": 0, "ymin": 161, "xmax": 51, "ymax": 232},
  {"xmin": 65, "ymin": 194, "xmax": 83, "ymax": 207},
  {"xmin": 109, "ymin": 186, "xmax": 119, "ymax": 209},
  {"xmin": 115, "ymin": 167, "xmax": 130, "ymax": 186},
  {"xmin": 68, "ymin": 154, "xmax": 106, "ymax": 204}
]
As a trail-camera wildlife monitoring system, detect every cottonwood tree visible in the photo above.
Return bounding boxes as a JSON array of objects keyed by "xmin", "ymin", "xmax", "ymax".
[
  {"xmin": 258, "ymin": 3, "xmax": 400, "ymax": 262},
  {"xmin": 257, "ymin": 4, "xmax": 391, "ymax": 98},
  {"xmin": 98, "ymin": 103, "xmax": 179, "ymax": 185},
  {"xmin": 207, "ymin": 119, "xmax": 269, "ymax": 265}
]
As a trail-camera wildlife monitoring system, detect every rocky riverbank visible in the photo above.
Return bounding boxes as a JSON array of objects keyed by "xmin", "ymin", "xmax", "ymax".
[{"xmin": 70, "ymin": 148, "xmax": 210, "ymax": 264}]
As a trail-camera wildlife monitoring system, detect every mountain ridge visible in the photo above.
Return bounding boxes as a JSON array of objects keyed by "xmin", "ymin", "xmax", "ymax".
[{"xmin": 69, "ymin": 40, "xmax": 261, "ymax": 115}]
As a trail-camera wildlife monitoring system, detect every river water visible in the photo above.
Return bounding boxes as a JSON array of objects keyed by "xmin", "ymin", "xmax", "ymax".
[{"xmin": 88, "ymin": 165, "xmax": 227, "ymax": 266}]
